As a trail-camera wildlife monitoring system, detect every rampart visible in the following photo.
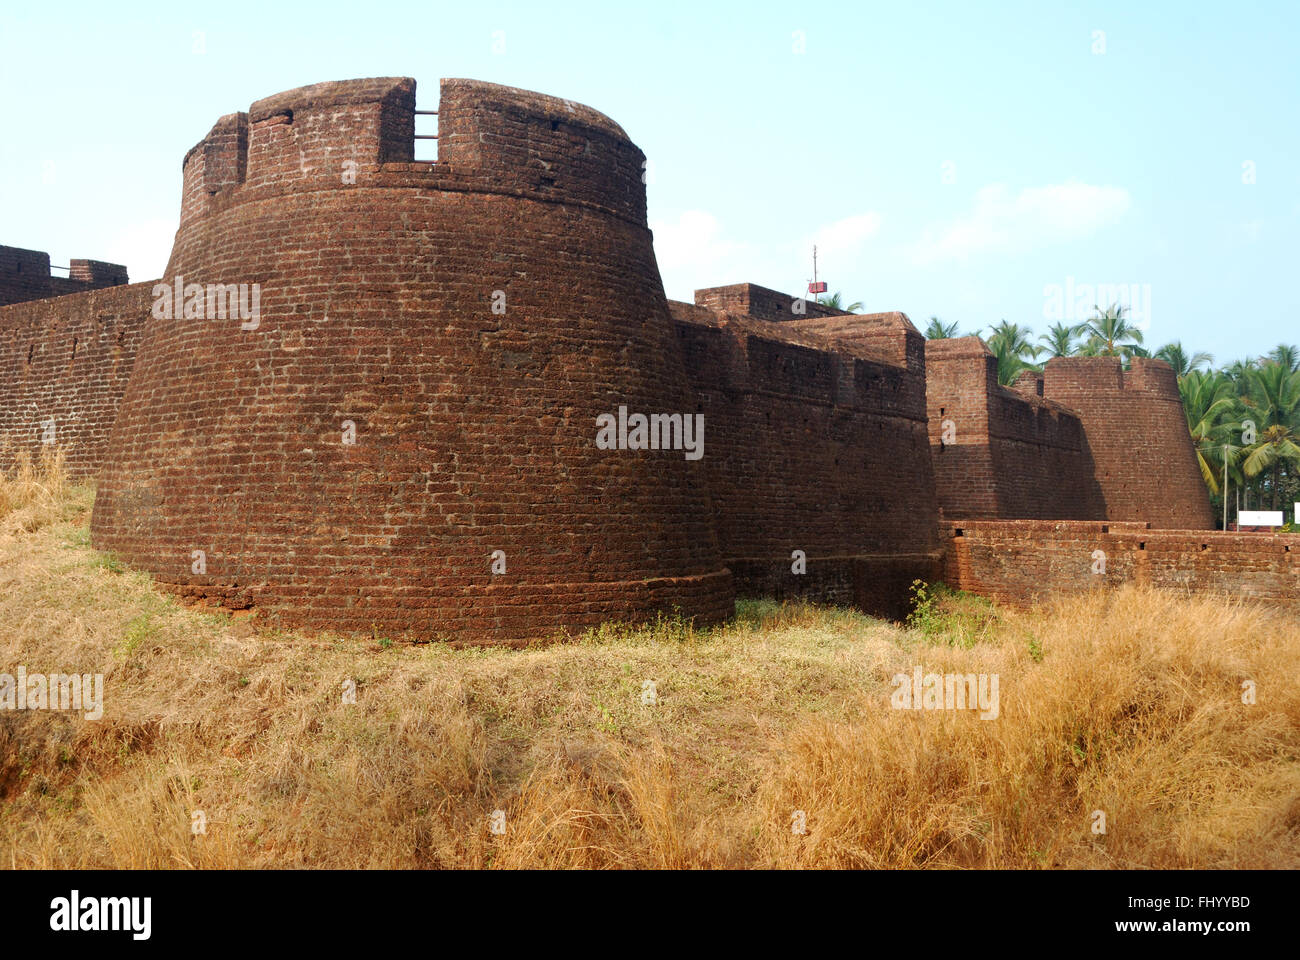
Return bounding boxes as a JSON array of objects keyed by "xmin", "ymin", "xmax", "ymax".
[
  {"xmin": 671, "ymin": 298, "xmax": 941, "ymax": 618},
  {"xmin": 924, "ymin": 337, "xmax": 1105, "ymax": 521},
  {"xmin": 1041, "ymin": 356, "xmax": 1214, "ymax": 529},
  {"xmin": 943, "ymin": 520, "xmax": 1300, "ymax": 608},
  {"xmin": 90, "ymin": 77, "xmax": 732, "ymax": 642},
  {"xmin": 0, "ymin": 245, "xmax": 129, "ymax": 307},
  {"xmin": 0, "ymin": 282, "xmax": 153, "ymax": 478},
  {"xmin": 0, "ymin": 75, "xmax": 1233, "ymax": 640}
]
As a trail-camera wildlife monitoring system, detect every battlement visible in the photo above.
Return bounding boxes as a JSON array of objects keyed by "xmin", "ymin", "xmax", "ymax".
[
  {"xmin": 1123, "ymin": 355, "xmax": 1182, "ymax": 396},
  {"xmin": 693, "ymin": 283, "xmax": 848, "ymax": 323},
  {"xmin": 1043, "ymin": 355, "xmax": 1181, "ymax": 400},
  {"xmin": 0, "ymin": 245, "xmax": 129, "ymax": 307},
  {"xmin": 176, "ymin": 76, "xmax": 647, "ymax": 239},
  {"xmin": 670, "ymin": 301, "xmax": 924, "ymax": 417},
  {"xmin": 924, "ymin": 336, "xmax": 1103, "ymax": 521},
  {"xmin": 785, "ymin": 310, "xmax": 925, "ymax": 375},
  {"xmin": 1040, "ymin": 354, "xmax": 1211, "ymax": 528},
  {"xmin": 1, "ymin": 73, "xmax": 1221, "ymax": 640}
]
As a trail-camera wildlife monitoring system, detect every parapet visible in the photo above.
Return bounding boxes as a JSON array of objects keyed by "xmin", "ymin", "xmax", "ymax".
[
  {"xmin": 176, "ymin": 76, "xmax": 648, "ymax": 239},
  {"xmin": 786, "ymin": 310, "xmax": 926, "ymax": 375},
  {"xmin": 679, "ymin": 287, "xmax": 927, "ymax": 411},
  {"xmin": 1041, "ymin": 355, "xmax": 1183, "ymax": 400},
  {"xmin": 1124, "ymin": 356, "xmax": 1181, "ymax": 396},
  {"xmin": 689, "ymin": 283, "xmax": 925, "ymax": 375},
  {"xmin": 693, "ymin": 283, "xmax": 848, "ymax": 323},
  {"xmin": 0, "ymin": 244, "xmax": 129, "ymax": 307},
  {"xmin": 69, "ymin": 259, "xmax": 129, "ymax": 286},
  {"xmin": 1041, "ymin": 355, "xmax": 1213, "ymax": 529}
]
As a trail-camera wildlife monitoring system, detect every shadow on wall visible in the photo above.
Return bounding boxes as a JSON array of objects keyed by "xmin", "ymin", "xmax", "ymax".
[{"xmin": 0, "ymin": 78, "xmax": 1221, "ymax": 640}]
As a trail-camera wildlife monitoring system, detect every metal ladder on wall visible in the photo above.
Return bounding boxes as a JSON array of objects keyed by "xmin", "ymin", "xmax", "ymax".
[{"xmin": 415, "ymin": 109, "xmax": 438, "ymax": 162}]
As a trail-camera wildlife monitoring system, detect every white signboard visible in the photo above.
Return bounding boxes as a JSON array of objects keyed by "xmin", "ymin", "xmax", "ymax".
[
  {"xmin": 1295, "ymin": 503, "xmax": 1299, "ymax": 525},
  {"xmin": 1239, "ymin": 510, "xmax": 1284, "ymax": 527}
]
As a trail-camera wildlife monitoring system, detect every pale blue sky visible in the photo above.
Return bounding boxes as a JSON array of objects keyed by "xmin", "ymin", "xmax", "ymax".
[{"xmin": 2, "ymin": 0, "xmax": 1296, "ymax": 363}]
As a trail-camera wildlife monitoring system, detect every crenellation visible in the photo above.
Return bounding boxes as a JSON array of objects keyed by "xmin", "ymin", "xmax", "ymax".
[
  {"xmin": 0, "ymin": 245, "xmax": 129, "ymax": 308},
  {"xmin": 0, "ymin": 75, "xmax": 1247, "ymax": 642}
]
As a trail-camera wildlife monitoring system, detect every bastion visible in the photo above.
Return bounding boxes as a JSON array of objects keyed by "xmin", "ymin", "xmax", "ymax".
[
  {"xmin": 88, "ymin": 77, "xmax": 733, "ymax": 641},
  {"xmin": 1041, "ymin": 356, "xmax": 1214, "ymax": 529},
  {"xmin": 0, "ymin": 74, "xmax": 1243, "ymax": 638}
]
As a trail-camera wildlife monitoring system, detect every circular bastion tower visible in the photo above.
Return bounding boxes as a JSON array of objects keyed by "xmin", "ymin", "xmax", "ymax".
[{"xmin": 90, "ymin": 77, "xmax": 733, "ymax": 641}]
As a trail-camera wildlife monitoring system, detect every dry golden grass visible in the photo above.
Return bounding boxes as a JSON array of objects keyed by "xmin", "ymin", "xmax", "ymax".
[
  {"xmin": 0, "ymin": 448, "xmax": 74, "ymax": 538},
  {"xmin": 1, "ymin": 469, "xmax": 1297, "ymax": 869}
]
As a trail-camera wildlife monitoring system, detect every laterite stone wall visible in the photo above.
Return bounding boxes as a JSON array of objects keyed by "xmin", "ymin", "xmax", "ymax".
[
  {"xmin": 673, "ymin": 300, "xmax": 941, "ymax": 619},
  {"xmin": 943, "ymin": 520, "xmax": 1300, "ymax": 608},
  {"xmin": 924, "ymin": 337, "xmax": 1105, "ymax": 521},
  {"xmin": 0, "ymin": 282, "xmax": 152, "ymax": 478},
  {"xmin": 5, "ymin": 74, "xmax": 1226, "ymax": 638},
  {"xmin": 90, "ymin": 77, "xmax": 733, "ymax": 642},
  {"xmin": 1042, "ymin": 356, "xmax": 1214, "ymax": 529}
]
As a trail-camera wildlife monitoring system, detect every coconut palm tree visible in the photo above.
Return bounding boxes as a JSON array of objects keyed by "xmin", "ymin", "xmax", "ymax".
[
  {"xmin": 1225, "ymin": 358, "xmax": 1258, "ymax": 380},
  {"xmin": 1038, "ymin": 322, "xmax": 1083, "ymax": 358},
  {"xmin": 1266, "ymin": 343, "xmax": 1299, "ymax": 372},
  {"xmin": 1075, "ymin": 336, "xmax": 1103, "ymax": 357},
  {"xmin": 1179, "ymin": 369, "xmax": 1243, "ymax": 496},
  {"xmin": 924, "ymin": 317, "xmax": 960, "ymax": 339},
  {"xmin": 1155, "ymin": 341, "xmax": 1214, "ymax": 377},
  {"xmin": 824, "ymin": 291, "xmax": 863, "ymax": 312},
  {"xmin": 986, "ymin": 320, "xmax": 1042, "ymax": 386},
  {"xmin": 1239, "ymin": 362, "xmax": 1300, "ymax": 510},
  {"xmin": 1081, "ymin": 303, "xmax": 1144, "ymax": 357}
]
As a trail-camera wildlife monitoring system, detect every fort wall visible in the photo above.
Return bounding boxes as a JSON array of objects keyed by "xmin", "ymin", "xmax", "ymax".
[
  {"xmin": 0, "ymin": 282, "xmax": 153, "ymax": 478},
  {"xmin": 1040, "ymin": 356, "xmax": 1213, "ymax": 529},
  {"xmin": 672, "ymin": 299, "xmax": 941, "ymax": 619},
  {"xmin": 91, "ymin": 77, "xmax": 732, "ymax": 642},
  {"xmin": 943, "ymin": 520, "xmax": 1300, "ymax": 608},
  {"xmin": 0, "ymin": 74, "xmax": 1235, "ymax": 639},
  {"xmin": 924, "ymin": 337, "xmax": 1105, "ymax": 521}
]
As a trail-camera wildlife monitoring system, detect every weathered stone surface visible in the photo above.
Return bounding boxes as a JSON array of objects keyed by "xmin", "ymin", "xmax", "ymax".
[
  {"xmin": 0, "ymin": 75, "xmax": 1232, "ymax": 641},
  {"xmin": 89, "ymin": 77, "xmax": 732, "ymax": 641}
]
